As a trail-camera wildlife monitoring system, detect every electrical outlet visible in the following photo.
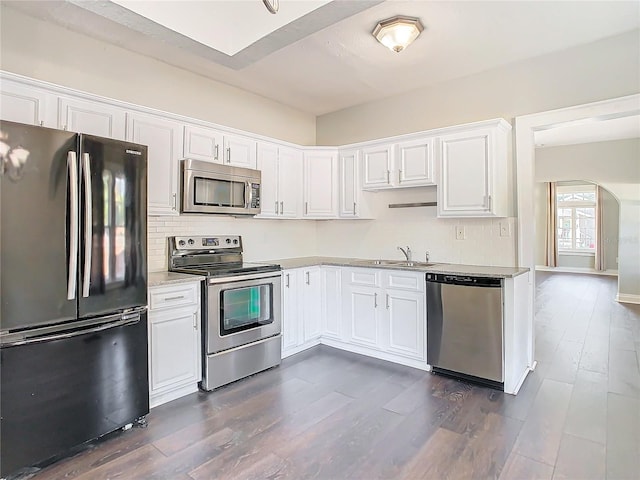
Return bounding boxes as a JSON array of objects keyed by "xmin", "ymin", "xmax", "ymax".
[
  {"xmin": 455, "ymin": 225, "xmax": 465, "ymax": 240},
  {"xmin": 499, "ymin": 221, "xmax": 511, "ymax": 237}
]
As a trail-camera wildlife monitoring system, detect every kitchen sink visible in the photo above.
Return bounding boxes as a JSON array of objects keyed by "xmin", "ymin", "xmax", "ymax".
[{"xmin": 352, "ymin": 259, "xmax": 438, "ymax": 268}]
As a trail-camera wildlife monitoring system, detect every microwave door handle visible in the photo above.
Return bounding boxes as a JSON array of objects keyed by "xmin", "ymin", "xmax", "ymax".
[{"xmin": 245, "ymin": 181, "xmax": 252, "ymax": 209}]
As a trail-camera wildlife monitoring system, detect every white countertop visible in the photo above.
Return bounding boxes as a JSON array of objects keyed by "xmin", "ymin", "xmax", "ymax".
[{"xmin": 148, "ymin": 271, "xmax": 206, "ymax": 287}]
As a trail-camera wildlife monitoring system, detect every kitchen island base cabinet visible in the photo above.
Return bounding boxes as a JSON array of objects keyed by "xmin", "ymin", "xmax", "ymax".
[{"xmin": 148, "ymin": 282, "xmax": 202, "ymax": 408}]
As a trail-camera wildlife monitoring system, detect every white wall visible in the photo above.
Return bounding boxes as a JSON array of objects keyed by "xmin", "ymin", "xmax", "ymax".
[
  {"xmin": 0, "ymin": 6, "xmax": 316, "ymax": 146},
  {"xmin": 316, "ymin": 30, "xmax": 640, "ymax": 145},
  {"xmin": 316, "ymin": 188, "xmax": 517, "ymax": 266},
  {"xmin": 148, "ymin": 217, "xmax": 318, "ymax": 273}
]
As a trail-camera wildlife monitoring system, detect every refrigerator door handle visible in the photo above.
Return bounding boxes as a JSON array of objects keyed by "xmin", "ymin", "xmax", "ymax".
[
  {"xmin": 1, "ymin": 312, "xmax": 143, "ymax": 347},
  {"xmin": 67, "ymin": 151, "xmax": 79, "ymax": 301},
  {"xmin": 81, "ymin": 153, "xmax": 93, "ymax": 298}
]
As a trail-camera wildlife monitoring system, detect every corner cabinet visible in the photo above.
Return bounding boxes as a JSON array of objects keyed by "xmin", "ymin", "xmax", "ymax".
[
  {"xmin": 127, "ymin": 112, "xmax": 183, "ymax": 216},
  {"xmin": 437, "ymin": 120, "xmax": 511, "ymax": 217},
  {"xmin": 303, "ymin": 150, "xmax": 338, "ymax": 218},
  {"xmin": 148, "ymin": 281, "xmax": 202, "ymax": 408},
  {"xmin": 338, "ymin": 149, "xmax": 373, "ymax": 218},
  {"xmin": 0, "ymin": 77, "xmax": 57, "ymax": 127}
]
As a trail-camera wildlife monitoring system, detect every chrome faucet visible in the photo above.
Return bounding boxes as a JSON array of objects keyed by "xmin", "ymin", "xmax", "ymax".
[{"xmin": 398, "ymin": 246, "xmax": 412, "ymax": 261}]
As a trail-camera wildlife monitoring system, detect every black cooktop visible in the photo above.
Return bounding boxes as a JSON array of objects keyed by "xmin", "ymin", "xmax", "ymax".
[{"xmin": 171, "ymin": 262, "xmax": 281, "ymax": 278}]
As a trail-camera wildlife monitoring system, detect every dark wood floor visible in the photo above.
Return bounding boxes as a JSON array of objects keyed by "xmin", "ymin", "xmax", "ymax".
[{"xmin": 18, "ymin": 273, "xmax": 640, "ymax": 480}]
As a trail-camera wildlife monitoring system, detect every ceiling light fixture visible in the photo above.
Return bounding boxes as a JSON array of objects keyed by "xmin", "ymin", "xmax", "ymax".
[
  {"xmin": 263, "ymin": 0, "xmax": 279, "ymax": 14},
  {"xmin": 372, "ymin": 15, "xmax": 424, "ymax": 53}
]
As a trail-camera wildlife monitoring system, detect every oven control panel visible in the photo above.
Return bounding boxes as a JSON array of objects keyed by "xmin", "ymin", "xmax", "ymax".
[{"xmin": 172, "ymin": 235, "xmax": 242, "ymax": 250}]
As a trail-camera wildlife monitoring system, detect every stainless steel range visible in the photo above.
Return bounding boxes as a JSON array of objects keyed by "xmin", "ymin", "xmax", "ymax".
[{"xmin": 168, "ymin": 235, "xmax": 281, "ymax": 391}]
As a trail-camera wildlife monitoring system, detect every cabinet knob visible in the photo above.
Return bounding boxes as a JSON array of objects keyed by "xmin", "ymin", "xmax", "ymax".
[
  {"xmin": 374, "ymin": 292, "xmax": 378, "ymax": 308},
  {"xmin": 280, "ymin": 201, "xmax": 283, "ymax": 215},
  {"xmin": 172, "ymin": 193, "xmax": 177, "ymax": 210},
  {"xmin": 214, "ymin": 144, "xmax": 219, "ymax": 161}
]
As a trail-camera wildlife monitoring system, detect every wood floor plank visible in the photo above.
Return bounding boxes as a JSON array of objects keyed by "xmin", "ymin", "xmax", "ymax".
[
  {"xmin": 512, "ymin": 379, "xmax": 573, "ymax": 466},
  {"xmin": 446, "ymin": 412, "xmax": 523, "ymax": 479},
  {"xmin": 498, "ymin": 452, "xmax": 554, "ymax": 480},
  {"xmin": 398, "ymin": 427, "xmax": 467, "ymax": 480},
  {"xmin": 552, "ymin": 433, "xmax": 606, "ymax": 480},
  {"xmin": 72, "ymin": 444, "xmax": 166, "ymax": 480},
  {"xmin": 563, "ymin": 378, "xmax": 607, "ymax": 444}
]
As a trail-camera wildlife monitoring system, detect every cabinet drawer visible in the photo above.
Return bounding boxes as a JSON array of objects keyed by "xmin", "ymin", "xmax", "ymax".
[
  {"xmin": 384, "ymin": 272, "xmax": 424, "ymax": 292},
  {"xmin": 347, "ymin": 269, "xmax": 380, "ymax": 287},
  {"xmin": 149, "ymin": 283, "xmax": 199, "ymax": 311}
]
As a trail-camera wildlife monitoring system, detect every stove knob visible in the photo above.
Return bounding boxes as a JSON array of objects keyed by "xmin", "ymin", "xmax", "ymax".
[
  {"xmin": 188, "ymin": 238, "xmax": 195, "ymax": 245},
  {"xmin": 178, "ymin": 240, "xmax": 185, "ymax": 247},
  {"xmin": 233, "ymin": 239, "xmax": 238, "ymax": 244},
  {"xmin": 226, "ymin": 238, "xmax": 231, "ymax": 244}
]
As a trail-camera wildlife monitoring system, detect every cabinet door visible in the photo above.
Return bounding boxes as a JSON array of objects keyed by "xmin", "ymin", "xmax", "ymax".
[
  {"xmin": 344, "ymin": 285, "xmax": 380, "ymax": 348},
  {"xmin": 127, "ymin": 112, "xmax": 183, "ymax": 215},
  {"xmin": 149, "ymin": 307, "xmax": 199, "ymax": 393},
  {"xmin": 282, "ymin": 269, "xmax": 301, "ymax": 352},
  {"xmin": 256, "ymin": 142, "xmax": 279, "ymax": 218},
  {"xmin": 362, "ymin": 144, "xmax": 393, "ymax": 189},
  {"xmin": 58, "ymin": 96, "xmax": 126, "ymax": 140},
  {"xmin": 396, "ymin": 137, "xmax": 435, "ymax": 186},
  {"xmin": 278, "ymin": 147, "xmax": 303, "ymax": 218},
  {"xmin": 321, "ymin": 267, "xmax": 342, "ymax": 341},
  {"xmin": 385, "ymin": 289, "xmax": 425, "ymax": 360},
  {"xmin": 437, "ymin": 130, "xmax": 492, "ymax": 216},
  {"xmin": 0, "ymin": 80, "xmax": 56, "ymax": 127},
  {"xmin": 223, "ymin": 134, "xmax": 257, "ymax": 169},
  {"xmin": 303, "ymin": 150, "xmax": 338, "ymax": 218},
  {"xmin": 183, "ymin": 124, "xmax": 222, "ymax": 163},
  {"xmin": 339, "ymin": 149, "xmax": 358, "ymax": 217},
  {"xmin": 302, "ymin": 268, "xmax": 322, "ymax": 341}
]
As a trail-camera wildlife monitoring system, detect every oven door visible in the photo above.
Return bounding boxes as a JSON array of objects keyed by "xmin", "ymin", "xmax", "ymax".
[{"xmin": 206, "ymin": 271, "xmax": 281, "ymax": 353}]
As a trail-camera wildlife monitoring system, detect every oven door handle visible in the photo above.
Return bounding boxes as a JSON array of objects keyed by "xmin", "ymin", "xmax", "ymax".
[{"xmin": 207, "ymin": 271, "xmax": 282, "ymax": 285}]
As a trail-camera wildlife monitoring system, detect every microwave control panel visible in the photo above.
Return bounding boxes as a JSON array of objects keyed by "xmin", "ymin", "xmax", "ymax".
[{"xmin": 250, "ymin": 183, "xmax": 260, "ymax": 208}]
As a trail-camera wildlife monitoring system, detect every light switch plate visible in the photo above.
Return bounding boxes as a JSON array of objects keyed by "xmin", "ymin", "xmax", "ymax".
[
  {"xmin": 499, "ymin": 221, "xmax": 511, "ymax": 237},
  {"xmin": 455, "ymin": 225, "xmax": 465, "ymax": 240}
]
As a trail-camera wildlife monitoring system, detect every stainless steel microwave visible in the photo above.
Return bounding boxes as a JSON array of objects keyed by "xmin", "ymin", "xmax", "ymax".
[{"xmin": 181, "ymin": 159, "xmax": 261, "ymax": 215}]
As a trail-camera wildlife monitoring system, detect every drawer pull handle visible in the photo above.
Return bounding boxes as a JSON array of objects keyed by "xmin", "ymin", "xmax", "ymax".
[{"xmin": 164, "ymin": 295, "xmax": 185, "ymax": 301}]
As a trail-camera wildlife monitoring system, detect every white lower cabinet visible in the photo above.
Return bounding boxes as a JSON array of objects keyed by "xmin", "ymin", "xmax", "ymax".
[
  {"xmin": 148, "ymin": 281, "xmax": 201, "ymax": 408},
  {"xmin": 281, "ymin": 267, "xmax": 324, "ymax": 357},
  {"xmin": 339, "ymin": 268, "xmax": 426, "ymax": 366},
  {"xmin": 280, "ymin": 265, "xmax": 427, "ymax": 369}
]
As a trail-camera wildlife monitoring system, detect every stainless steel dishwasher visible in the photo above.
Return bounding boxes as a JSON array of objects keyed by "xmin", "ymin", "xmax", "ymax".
[{"xmin": 426, "ymin": 273, "xmax": 504, "ymax": 390}]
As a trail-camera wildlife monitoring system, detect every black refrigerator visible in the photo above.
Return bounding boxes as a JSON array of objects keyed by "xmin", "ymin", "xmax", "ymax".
[{"xmin": 0, "ymin": 121, "xmax": 149, "ymax": 477}]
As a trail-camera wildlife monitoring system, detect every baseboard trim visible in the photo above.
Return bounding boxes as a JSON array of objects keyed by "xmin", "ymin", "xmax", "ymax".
[
  {"xmin": 616, "ymin": 293, "xmax": 640, "ymax": 305},
  {"xmin": 535, "ymin": 266, "xmax": 617, "ymax": 276},
  {"xmin": 320, "ymin": 338, "xmax": 429, "ymax": 371}
]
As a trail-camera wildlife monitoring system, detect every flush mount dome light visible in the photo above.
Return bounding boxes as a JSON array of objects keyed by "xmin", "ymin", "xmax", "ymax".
[{"xmin": 372, "ymin": 15, "xmax": 424, "ymax": 52}]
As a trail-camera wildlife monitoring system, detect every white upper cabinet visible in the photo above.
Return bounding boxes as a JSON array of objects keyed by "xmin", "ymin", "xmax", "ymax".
[
  {"xmin": 362, "ymin": 144, "xmax": 394, "ymax": 189},
  {"xmin": 256, "ymin": 142, "xmax": 279, "ymax": 217},
  {"xmin": 256, "ymin": 143, "xmax": 302, "ymax": 218},
  {"xmin": 0, "ymin": 79, "xmax": 56, "ymax": 127},
  {"xmin": 278, "ymin": 147, "xmax": 303, "ymax": 218},
  {"xmin": 223, "ymin": 133, "xmax": 257, "ymax": 169},
  {"xmin": 58, "ymin": 96, "xmax": 127, "ymax": 140},
  {"xmin": 395, "ymin": 137, "xmax": 435, "ymax": 187},
  {"xmin": 183, "ymin": 125, "xmax": 256, "ymax": 169},
  {"xmin": 303, "ymin": 149, "xmax": 338, "ymax": 218},
  {"xmin": 362, "ymin": 137, "xmax": 435, "ymax": 190},
  {"xmin": 437, "ymin": 121, "xmax": 510, "ymax": 217},
  {"xmin": 338, "ymin": 149, "xmax": 372, "ymax": 218},
  {"xmin": 183, "ymin": 124, "xmax": 223, "ymax": 163},
  {"xmin": 127, "ymin": 112, "xmax": 183, "ymax": 216}
]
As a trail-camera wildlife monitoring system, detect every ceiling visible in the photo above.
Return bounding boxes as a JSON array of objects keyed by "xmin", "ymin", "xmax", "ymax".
[
  {"xmin": 535, "ymin": 114, "xmax": 640, "ymax": 148},
  {"xmin": 5, "ymin": 1, "xmax": 640, "ymax": 115}
]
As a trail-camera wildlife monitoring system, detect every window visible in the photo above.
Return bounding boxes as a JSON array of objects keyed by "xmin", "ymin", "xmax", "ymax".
[{"xmin": 556, "ymin": 184, "xmax": 596, "ymax": 252}]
